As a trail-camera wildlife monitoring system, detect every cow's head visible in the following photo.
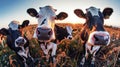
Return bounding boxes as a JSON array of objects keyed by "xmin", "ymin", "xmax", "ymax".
[
  {"xmin": 27, "ymin": 5, "xmax": 68, "ymax": 41},
  {"xmin": 0, "ymin": 20, "xmax": 29, "ymax": 50},
  {"xmin": 74, "ymin": 6, "xmax": 113, "ymax": 46},
  {"xmin": 54, "ymin": 25, "xmax": 73, "ymax": 43}
]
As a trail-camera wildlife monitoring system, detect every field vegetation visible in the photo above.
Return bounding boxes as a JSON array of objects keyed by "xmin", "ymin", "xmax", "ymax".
[{"xmin": 0, "ymin": 23, "xmax": 120, "ymax": 67}]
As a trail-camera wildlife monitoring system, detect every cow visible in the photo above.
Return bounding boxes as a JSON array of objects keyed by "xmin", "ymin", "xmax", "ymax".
[
  {"xmin": 27, "ymin": 5, "xmax": 73, "ymax": 67},
  {"xmin": 54, "ymin": 24, "xmax": 73, "ymax": 43},
  {"xmin": 74, "ymin": 6, "xmax": 113, "ymax": 67},
  {"xmin": 0, "ymin": 20, "xmax": 34, "ymax": 67}
]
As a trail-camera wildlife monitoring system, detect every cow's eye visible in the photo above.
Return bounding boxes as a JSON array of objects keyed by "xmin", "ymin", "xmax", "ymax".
[
  {"xmin": 39, "ymin": 15, "xmax": 43, "ymax": 18},
  {"xmin": 51, "ymin": 16, "xmax": 56, "ymax": 20},
  {"xmin": 55, "ymin": 17, "xmax": 57, "ymax": 19},
  {"xmin": 37, "ymin": 29, "xmax": 40, "ymax": 34}
]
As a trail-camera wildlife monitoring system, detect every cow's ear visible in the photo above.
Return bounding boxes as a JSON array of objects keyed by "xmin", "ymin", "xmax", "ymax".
[
  {"xmin": 74, "ymin": 9, "xmax": 86, "ymax": 19},
  {"xmin": 27, "ymin": 8, "xmax": 39, "ymax": 18},
  {"xmin": 20, "ymin": 20, "xmax": 30, "ymax": 28},
  {"xmin": 56, "ymin": 12, "xmax": 68, "ymax": 20},
  {"xmin": 103, "ymin": 8, "xmax": 113, "ymax": 19},
  {"xmin": 0, "ymin": 28, "xmax": 9, "ymax": 35}
]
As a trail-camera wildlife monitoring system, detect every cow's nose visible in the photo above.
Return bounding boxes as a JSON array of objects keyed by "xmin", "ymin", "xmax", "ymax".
[
  {"xmin": 16, "ymin": 39, "xmax": 25, "ymax": 45},
  {"xmin": 18, "ymin": 39, "xmax": 24, "ymax": 43},
  {"xmin": 37, "ymin": 27, "xmax": 53, "ymax": 40},
  {"xmin": 88, "ymin": 31, "xmax": 110, "ymax": 46},
  {"xmin": 94, "ymin": 35, "xmax": 109, "ymax": 45}
]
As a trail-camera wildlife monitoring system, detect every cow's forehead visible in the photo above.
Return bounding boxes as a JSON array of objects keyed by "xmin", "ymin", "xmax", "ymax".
[
  {"xmin": 37, "ymin": 6, "xmax": 56, "ymax": 27},
  {"xmin": 39, "ymin": 6, "xmax": 56, "ymax": 18},
  {"xmin": 87, "ymin": 7, "xmax": 100, "ymax": 17},
  {"xmin": 8, "ymin": 20, "xmax": 20, "ymax": 30}
]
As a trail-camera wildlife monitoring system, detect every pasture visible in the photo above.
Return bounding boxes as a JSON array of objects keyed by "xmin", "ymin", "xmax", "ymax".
[{"xmin": 0, "ymin": 23, "xmax": 120, "ymax": 67}]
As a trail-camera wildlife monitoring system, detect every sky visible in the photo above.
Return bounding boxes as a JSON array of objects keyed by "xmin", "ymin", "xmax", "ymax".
[{"xmin": 0, "ymin": 0, "xmax": 120, "ymax": 28}]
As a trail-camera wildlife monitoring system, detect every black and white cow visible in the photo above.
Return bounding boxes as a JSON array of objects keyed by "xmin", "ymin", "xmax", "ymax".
[
  {"xmin": 74, "ymin": 6, "xmax": 113, "ymax": 67},
  {"xmin": 54, "ymin": 24, "xmax": 73, "ymax": 43},
  {"xmin": 27, "ymin": 5, "xmax": 73, "ymax": 66},
  {"xmin": 0, "ymin": 20, "xmax": 34, "ymax": 67}
]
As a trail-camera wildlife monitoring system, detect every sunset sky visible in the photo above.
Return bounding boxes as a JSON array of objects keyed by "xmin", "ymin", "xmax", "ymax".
[{"xmin": 0, "ymin": 0, "xmax": 120, "ymax": 28}]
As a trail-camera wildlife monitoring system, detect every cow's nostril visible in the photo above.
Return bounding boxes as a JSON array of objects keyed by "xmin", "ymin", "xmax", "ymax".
[
  {"xmin": 94, "ymin": 35, "xmax": 104, "ymax": 41},
  {"xmin": 21, "ymin": 39, "xmax": 24, "ymax": 42},
  {"xmin": 48, "ymin": 29, "xmax": 52, "ymax": 35},
  {"xmin": 69, "ymin": 37, "xmax": 72, "ymax": 40},
  {"xmin": 16, "ymin": 41, "xmax": 19, "ymax": 45}
]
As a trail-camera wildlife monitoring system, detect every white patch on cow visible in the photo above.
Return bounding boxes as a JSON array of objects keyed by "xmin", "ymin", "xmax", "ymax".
[
  {"xmin": 66, "ymin": 26, "xmax": 73, "ymax": 39},
  {"xmin": 87, "ymin": 7, "xmax": 100, "ymax": 17},
  {"xmin": 38, "ymin": 6, "xmax": 56, "ymax": 27},
  {"xmin": 8, "ymin": 20, "xmax": 19, "ymax": 30},
  {"xmin": 85, "ymin": 43, "xmax": 100, "ymax": 58},
  {"xmin": 66, "ymin": 26, "xmax": 73, "ymax": 35},
  {"xmin": 33, "ymin": 28, "xmax": 37, "ymax": 38},
  {"xmin": 34, "ymin": 6, "xmax": 56, "ymax": 40},
  {"xmin": 87, "ymin": 31, "xmax": 110, "ymax": 46},
  {"xmin": 17, "ymin": 47, "xmax": 28, "ymax": 58},
  {"xmin": 86, "ymin": 44, "xmax": 100, "ymax": 54},
  {"xmin": 40, "ymin": 42, "xmax": 57, "ymax": 56},
  {"xmin": 15, "ymin": 37, "xmax": 29, "ymax": 58}
]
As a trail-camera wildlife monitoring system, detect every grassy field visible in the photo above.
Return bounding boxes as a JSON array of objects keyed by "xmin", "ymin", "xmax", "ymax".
[{"xmin": 0, "ymin": 23, "xmax": 120, "ymax": 67}]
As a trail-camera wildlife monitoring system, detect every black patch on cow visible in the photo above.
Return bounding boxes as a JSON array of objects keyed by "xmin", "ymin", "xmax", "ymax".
[
  {"xmin": 41, "ymin": 19, "xmax": 46, "ymax": 25},
  {"xmin": 21, "ymin": 20, "xmax": 29, "ymax": 28},
  {"xmin": 54, "ymin": 25, "xmax": 69, "ymax": 42},
  {"xmin": 6, "ymin": 28, "xmax": 21, "ymax": 51},
  {"xmin": 56, "ymin": 12, "xmax": 68, "ymax": 20},
  {"xmin": 0, "ymin": 28, "xmax": 10, "ymax": 35},
  {"xmin": 27, "ymin": 8, "xmax": 38, "ymax": 17},
  {"xmin": 85, "ymin": 11, "xmax": 105, "ymax": 31}
]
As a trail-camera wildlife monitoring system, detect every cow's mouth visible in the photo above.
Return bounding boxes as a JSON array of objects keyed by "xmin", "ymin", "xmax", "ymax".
[{"xmin": 36, "ymin": 27, "xmax": 53, "ymax": 41}]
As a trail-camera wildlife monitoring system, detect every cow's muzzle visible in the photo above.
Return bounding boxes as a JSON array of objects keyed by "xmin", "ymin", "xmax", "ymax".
[
  {"xmin": 87, "ymin": 31, "xmax": 110, "ymax": 46},
  {"xmin": 36, "ymin": 27, "xmax": 53, "ymax": 40},
  {"xmin": 94, "ymin": 35, "xmax": 109, "ymax": 45},
  {"xmin": 16, "ymin": 38, "xmax": 25, "ymax": 46}
]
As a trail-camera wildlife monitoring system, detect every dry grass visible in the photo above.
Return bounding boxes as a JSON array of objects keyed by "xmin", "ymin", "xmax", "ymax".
[
  {"xmin": 1, "ymin": 23, "xmax": 120, "ymax": 66},
  {"xmin": 24, "ymin": 23, "xmax": 120, "ymax": 66}
]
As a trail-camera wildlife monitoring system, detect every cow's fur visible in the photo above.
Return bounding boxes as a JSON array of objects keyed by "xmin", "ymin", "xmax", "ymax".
[
  {"xmin": 0, "ymin": 20, "xmax": 34, "ymax": 67},
  {"xmin": 54, "ymin": 25, "xmax": 73, "ymax": 43},
  {"xmin": 27, "ymin": 5, "xmax": 72, "ymax": 67},
  {"xmin": 74, "ymin": 6, "xmax": 113, "ymax": 67}
]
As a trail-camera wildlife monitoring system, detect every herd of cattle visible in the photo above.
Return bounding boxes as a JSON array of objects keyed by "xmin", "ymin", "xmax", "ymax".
[{"xmin": 0, "ymin": 5, "xmax": 114, "ymax": 67}]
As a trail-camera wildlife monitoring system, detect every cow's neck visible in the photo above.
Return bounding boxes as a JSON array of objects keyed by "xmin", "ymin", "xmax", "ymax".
[
  {"xmin": 38, "ymin": 41, "xmax": 50, "ymax": 49},
  {"xmin": 40, "ymin": 42, "xmax": 53, "ymax": 55}
]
